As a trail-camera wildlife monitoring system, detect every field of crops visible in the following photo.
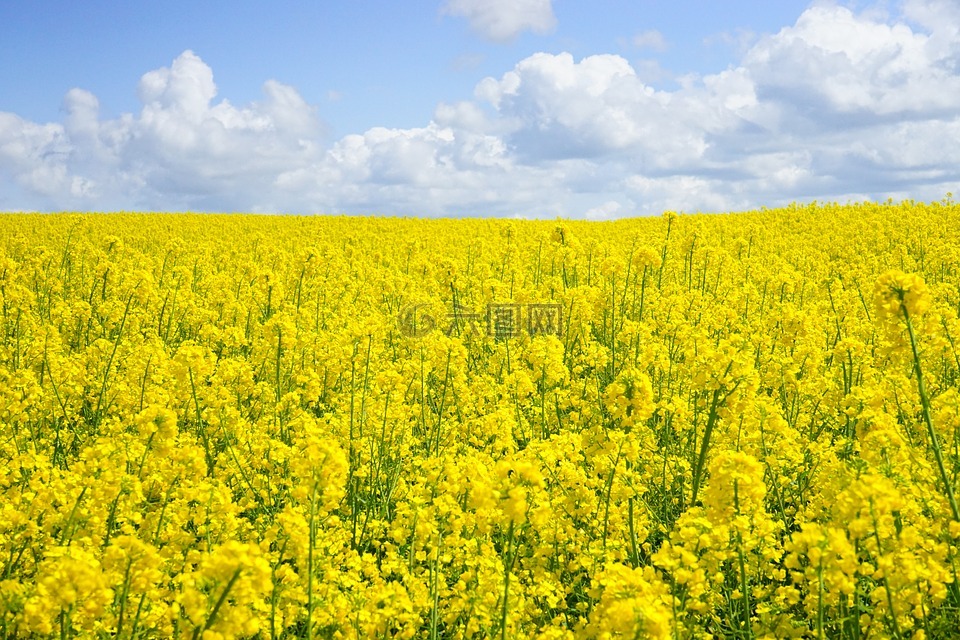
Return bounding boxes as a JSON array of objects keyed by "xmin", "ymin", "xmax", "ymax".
[{"xmin": 1, "ymin": 202, "xmax": 960, "ymax": 638}]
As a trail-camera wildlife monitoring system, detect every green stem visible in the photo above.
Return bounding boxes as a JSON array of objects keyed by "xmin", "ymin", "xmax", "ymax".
[
  {"xmin": 816, "ymin": 557, "xmax": 824, "ymax": 640},
  {"xmin": 691, "ymin": 388, "xmax": 722, "ymax": 506},
  {"xmin": 189, "ymin": 367, "xmax": 214, "ymax": 477},
  {"xmin": 94, "ymin": 293, "xmax": 134, "ymax": 427},
  {"xmin": 192, "ymin": 567, "xmax": 243, "ymax": 640},
  {"xmin": 902, "ymin": 307, "xmax": 960, "ymax": 522},
  {"xmin": 628, "ymin": 497, "xmax": 640, "ymax": 567},
  {"xmin": 307, "ymin": 481, "xmax": 319, "ymax": 640},
  {"xmin": 498, "ymin": 520, "xmax": 516, "ymax": 640}
]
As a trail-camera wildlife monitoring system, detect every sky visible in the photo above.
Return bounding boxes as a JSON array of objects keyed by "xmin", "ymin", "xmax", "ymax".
[{"xmin": 1, "ymin": 0, "xmax": 959, "ymax": 218}]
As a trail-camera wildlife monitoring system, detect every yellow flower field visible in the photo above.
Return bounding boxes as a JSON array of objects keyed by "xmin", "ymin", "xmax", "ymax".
[{"xmin": 2, "ymin": 202, "xmax": 960, "ymax": 638}]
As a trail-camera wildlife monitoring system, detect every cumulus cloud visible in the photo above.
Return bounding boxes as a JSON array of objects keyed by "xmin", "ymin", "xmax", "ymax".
[
  {"xmin": 743, "ymin": 4, "xmax": 960, "ymax": 119},
  {"xmin": 2, "ymin": 1, "xmax": 960, "ymax": 217},
  {"xmin": 441, "ymin": 0, "xmax": 556, "ymax": 42},
  {"xmin": 456, "ymin": 1, "xmax": 960, "ymax": 213},
  {"xmin": 472, "ymin": 52, "xmax": 731, "ymax": 166},
  {"xmin": 1, "ymin": 51, "xmax": 323, "ymax": 211}
]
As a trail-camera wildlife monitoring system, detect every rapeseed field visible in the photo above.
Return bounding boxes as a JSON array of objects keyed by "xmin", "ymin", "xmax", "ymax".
[{"xmin": 2, "ymin": 201, "xmax": 960, "ymax": 638}]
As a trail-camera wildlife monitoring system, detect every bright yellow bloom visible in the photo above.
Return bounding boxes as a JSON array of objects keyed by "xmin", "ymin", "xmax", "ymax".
[
  {"xmin": 2, "ymin": 203, "xmax": 960, "ymax": 637},
  {"xmin": 874, "ymin": 269, "xmax": 931, "ymax": 321}
]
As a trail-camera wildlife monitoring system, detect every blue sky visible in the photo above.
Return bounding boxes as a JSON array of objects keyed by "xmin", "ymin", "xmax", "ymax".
[{"xmin": 1, "ymin": 0, "xmax": 959, "ymax": 217}]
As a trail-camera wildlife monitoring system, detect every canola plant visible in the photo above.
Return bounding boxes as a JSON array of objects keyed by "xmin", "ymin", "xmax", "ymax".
[{"xmin": 1, "ymin": 202, "xmax": 960, "ymax": 638}]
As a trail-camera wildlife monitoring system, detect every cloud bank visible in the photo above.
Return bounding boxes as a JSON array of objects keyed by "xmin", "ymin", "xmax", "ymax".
[{"xmin": 2, "ymin": 1, "xmax": 960, "ymax": 217}]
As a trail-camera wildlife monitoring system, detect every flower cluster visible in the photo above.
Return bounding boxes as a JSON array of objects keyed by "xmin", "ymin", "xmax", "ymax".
[{"xmin": 1, "ymin": 201, "xmax": 960, "ymax": 638}]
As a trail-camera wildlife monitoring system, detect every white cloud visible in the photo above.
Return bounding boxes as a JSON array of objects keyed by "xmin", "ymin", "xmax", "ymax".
[
  {"xmin": 0, "ymin": 112, "xmax": 73, "ymax": 198},
  {"xmin": 632, "ymin": 29, "xmax": 668, "ymax": 52},
  {"xmin": 625, "ymin": 174, "xmax": 744, "ymax": 214},
  {"xmin": 441, "ymin": 0, "xmax": 556, "ymax": 42},
  {"xmin": 901, "ymin": 0, "xmax": 960, "ymax": 34},
  {"xmin": 743, "ymin": 4, "xmax": 960, "ymax": 117},
  {"xmin": 1, "ymin": 50, "xmax": 323, "ymax": 211},
  {"xmin": 703, "ymin": 28, "xmax": 758, "ymax": 55},
  {"xmin": 2, "ymin": 1, "xmax": 960, "ymax": 217},
  {"xmin": 585, "ymin": 200, "xmax": 624, "ymax": 220},
  {"xmin": 472, "ymin": 51, "xmax": 755, "ymax": 171}
]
